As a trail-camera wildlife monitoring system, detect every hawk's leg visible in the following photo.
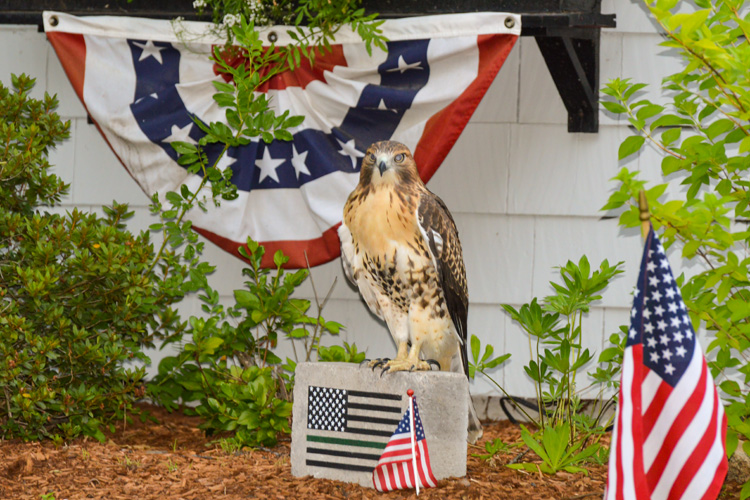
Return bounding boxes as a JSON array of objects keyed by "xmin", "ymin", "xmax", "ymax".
[
  {"xmin": 380, "ymin": 342, "xmax": 432, "ymax": 374},
  {"xmin": 367, "ymin": 341, "xmax": 409, "ymax": 370}
]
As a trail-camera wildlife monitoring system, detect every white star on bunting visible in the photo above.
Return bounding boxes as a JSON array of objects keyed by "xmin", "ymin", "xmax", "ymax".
[
  {"xmin": 256, "ymin": 147, "xmax": 285, "ymax": 183},
  {"xmin": 133, "ymin": 40, "xmax": 166, "ymax": 64},
  {"xmin": 387, "ymin": 54, "xmax": 424, "ymax": 73},
  {"xmin": 163, "ymin": 123, "xmax": 196, "ymax": 144},
  {"xmin": 291, "ymin": 145, "xmax": 311, "ymax": 179},
  {"xmin": 336, "ymin": 138, "xmax": 365, "ymax": 169}
]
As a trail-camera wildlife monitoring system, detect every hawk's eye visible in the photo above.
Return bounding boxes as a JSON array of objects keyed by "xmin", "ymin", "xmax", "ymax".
[
  {"xmin": 367, "ymin": 153, "xmax": 376, "ymax": 163},
  {"xmin": 394, "ymin": 153, "xmax": 405, "ymax": 163}
]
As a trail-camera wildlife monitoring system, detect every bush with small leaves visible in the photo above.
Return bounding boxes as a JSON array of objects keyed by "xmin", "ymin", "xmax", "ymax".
[{"xmin": 0, "ymin": 74, "xmax": 184, "ymax": 442}]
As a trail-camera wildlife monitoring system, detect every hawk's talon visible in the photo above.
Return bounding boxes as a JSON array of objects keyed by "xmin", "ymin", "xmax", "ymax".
[
  {"xmin": 369, "ymin": 358, "xmax": 389, "ymax": 370},
  {"xmin": 426, "ymin": 359, "xmax": 441, "ymax": 370},
  {"xmin": 359, "ymin": 359, "xmax": 371, "ymax": 368},
  {"xmin": 380, "ymin": 366, "xmax": 391, "ymax": 377}
]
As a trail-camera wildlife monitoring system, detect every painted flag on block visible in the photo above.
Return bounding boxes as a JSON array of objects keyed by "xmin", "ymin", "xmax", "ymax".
[
  {"xmin": 605, "ymin": 227, "xmax": 727, "ymax": 500},
  {"xmin": 305, "ymin": 386, "xmax": 403, "ymax": 472},
  {"xmin": 373, "ymin": 395, "xmax": 437, "ymax": 492},
  {"xmin": 43, "ymin": 10, "xmax": 520, "ymax": 268}
]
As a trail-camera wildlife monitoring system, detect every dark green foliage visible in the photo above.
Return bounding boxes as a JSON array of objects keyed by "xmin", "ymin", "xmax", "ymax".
[
  {"xmin": 0, "ymin": 74, "xmax": 183, "ymax": 442},
  {"xmin": 317, "ymin": 342, "xmax": 367, "ymax": 363},
  {"xmin": 148, "ymin": 238, "xmax": 344, "ymax": 447}
]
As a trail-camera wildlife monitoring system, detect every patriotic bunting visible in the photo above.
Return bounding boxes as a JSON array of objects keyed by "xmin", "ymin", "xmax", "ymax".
[{"xmin": 44, "ymin": 11, "xmax": 520, "ymax": 268}]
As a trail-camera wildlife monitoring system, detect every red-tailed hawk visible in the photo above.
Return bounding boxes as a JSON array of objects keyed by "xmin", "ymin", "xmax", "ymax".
[{"xmin": 338, "ymin": 140, "xmax": 482, "ymax": 443}]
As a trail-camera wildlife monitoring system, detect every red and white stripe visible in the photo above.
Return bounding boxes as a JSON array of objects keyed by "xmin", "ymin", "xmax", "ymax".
[
  {"xmin": 373, "ymin": 432, "xmax": 437, "ymax": 492},
  {"xmin": 605, "ymin": 345, "xmax": 728, "ymax": 500}
]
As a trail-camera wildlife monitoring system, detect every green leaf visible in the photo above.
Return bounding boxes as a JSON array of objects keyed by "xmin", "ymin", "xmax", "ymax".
[
  {"xmin": 636, "ymin": 104, "xmax": 665, "ymax": 121},
  {"xmin": 484, "ymin": 353, "xmax": 511, "ymax": 369},
  {"xmin": 618, "ymin": 136, "xmax": 645, "ymax": 160},
  {"xmin": 601, "ymin": 101, "xmax": 627, "ymax": 114},
  {"xmin": 706, "ymin": 119, "xmax": 734, "ymax": 140},
  {"xmin": 283, "ymin": 115, "xmax": 305, "ymax": 128},
  {"xmin": 661, "ymin": 127, "xmax": 681, "ymax": 146},
  {"xmin": 470, "ymin": 335, "xmax": 480, "ymax": 363},
  {"xmin": 741, "ymin": 480, "xmax": 750, "ymax": 500}
]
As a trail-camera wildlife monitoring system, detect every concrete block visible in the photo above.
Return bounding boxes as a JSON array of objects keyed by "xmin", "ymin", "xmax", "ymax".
[{"xmin": 291, "ymin": 362, "xmax": 468, "ymax": 487}]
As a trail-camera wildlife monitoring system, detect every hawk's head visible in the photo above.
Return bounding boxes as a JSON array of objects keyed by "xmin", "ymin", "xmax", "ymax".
[{"xmin": 359, "ymin": 141, "xmax": 421, "ymax": 187}]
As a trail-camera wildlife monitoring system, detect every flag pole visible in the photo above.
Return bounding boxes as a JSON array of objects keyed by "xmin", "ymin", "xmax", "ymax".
[
  {"xmin": 407, "ymin": 389, "xmax": 420, "ymax": 496},
  {"xmin": 638, "ymin": 189, "xmax": 650, "ymax": 241}
]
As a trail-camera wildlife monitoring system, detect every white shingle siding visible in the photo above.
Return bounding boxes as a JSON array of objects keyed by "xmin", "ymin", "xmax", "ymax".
[{"xmin": 2, "ymin": 3, "xmax": 695, "ymax": 399}]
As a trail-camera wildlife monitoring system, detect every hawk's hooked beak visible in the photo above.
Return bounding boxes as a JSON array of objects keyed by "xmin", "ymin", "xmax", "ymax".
[{"xmin": 378, "ymin": 160, "xmax": 388, "ymax": 176}]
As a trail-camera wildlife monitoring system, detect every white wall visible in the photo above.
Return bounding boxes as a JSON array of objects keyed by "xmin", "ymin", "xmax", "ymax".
[{"xmin": 0, "ymin": 1, "xmax": 700, "ymax": 399}]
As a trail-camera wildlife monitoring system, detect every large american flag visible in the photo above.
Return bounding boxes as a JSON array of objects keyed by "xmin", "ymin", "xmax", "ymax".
[
  {"xmin": 605, "ymin": 227, "xmax": 727, "ymax": 499},
  {"xmin": 44, "ymin": 11, "xmax": 520, "ymax": 268},
  {"xmin": 372, "ymin": 395, "xmax": 437, "ymax": 492}
]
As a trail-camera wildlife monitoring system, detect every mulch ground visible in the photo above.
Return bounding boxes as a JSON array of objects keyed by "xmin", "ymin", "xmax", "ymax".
[{"xmin": 0, "ymin": 404, "xmax": 742, "ymax": 500}]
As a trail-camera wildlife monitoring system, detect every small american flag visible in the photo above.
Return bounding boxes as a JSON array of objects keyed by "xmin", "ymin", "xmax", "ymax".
[
  {"xmin": 373, "ymin": 393, "xmax": 437, "ymax": 492},
  {"xmin": 605, "ymin": 227, "xmax": 727, "ymax": 500}
]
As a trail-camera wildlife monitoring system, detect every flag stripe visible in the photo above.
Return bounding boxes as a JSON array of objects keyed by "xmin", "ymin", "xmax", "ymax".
[
  {"xmin": 346, "ymin": 427, "xmax": 393, "ymax": 437},
  {"xmin": 348, "ymin": 390, "xmax": 402, "ymax": 401},
  {"xmin": 642, "ymin": 377, "xmax": 671, "ymax": 437},
  {"xmin": 645, "ymin": 357, "xmax": 706, "ymax": 485},
  {"xmin": 643, "ymin": 350, "xmax": 703, "ymax": 471},
  {"xmin": 306, "ymin": 447, "xmax": 382, "ymax": 461},
  {"xmin": 305, "ymin": 460, "xmax": 374, "ymax": 473},
  {"xmin": 306, "ymin": 434, "xmax": 386, "ymax": 450},
  {"xmin": 346, "ymin": 414, "xmax": 401, "ymax": 426},
  {"xmin": 697, "ymin": 412, "xmax": 728, "ymax": 500},
  {"xmin": 642, "ymin": 370, "xmax": 663, "ymax": 410},
  {"xmin": 347, "ymin": 402, "xmax": 402, "ymax": 413},
  {"xmin": 666, "ymin": 380, "xmax": 718, "ymax": 500}
]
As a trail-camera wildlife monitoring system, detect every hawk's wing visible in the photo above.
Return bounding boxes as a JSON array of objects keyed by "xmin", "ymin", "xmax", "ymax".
[
  {"xmin": 417, "ymin": 190, "xmax": 469, "ymax": 376},
  {"xmin": 338, "ymin": 221, "xmax": 385, "ymax": 321},
  {"xmin": 337, "ymin": 223, "xmax": 356, "ymax": 286}
]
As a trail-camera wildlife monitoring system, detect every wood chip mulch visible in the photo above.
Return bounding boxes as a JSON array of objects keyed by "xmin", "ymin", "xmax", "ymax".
[{"xmin": 0, "ymin": 403, "xmax": 742, "ymax": 500}]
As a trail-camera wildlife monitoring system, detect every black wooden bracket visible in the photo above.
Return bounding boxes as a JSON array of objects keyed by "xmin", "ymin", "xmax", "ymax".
[
  {"xmin": 536, "ymin": 31, "xmax": 601, "ymax": 133},
  {"xmin": 0, "ymin": 0, "xmax": 615, "ymax": 133}
]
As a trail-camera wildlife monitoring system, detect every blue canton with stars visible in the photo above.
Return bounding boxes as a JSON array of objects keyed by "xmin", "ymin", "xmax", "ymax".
[
  {"xmin": 394, "ymin": 398, "xmax": 426, "ymax": 441},
  {"xmin": 629, "ymin": 230, "xmax": 695, "ymax": 387},
  {"xmin": 126, "ymin": 38, "xmax": 429, "ymax": 192}
]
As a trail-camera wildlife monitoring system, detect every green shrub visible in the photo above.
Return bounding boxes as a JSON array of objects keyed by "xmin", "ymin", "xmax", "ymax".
[
  {"xmin": 148, "ymin": 237, "xmax": 345, "ymax": 447},
  {"xmin": 601, "ymin": 2, "xmax": 750, "ymax": 492},
  {"xmin": 470, "ymin": 256, "xmax": 624, "ymax": 472},
  {"xmin": 0, "ymin": 74, "xmax": 183, "ymax": 442}
]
